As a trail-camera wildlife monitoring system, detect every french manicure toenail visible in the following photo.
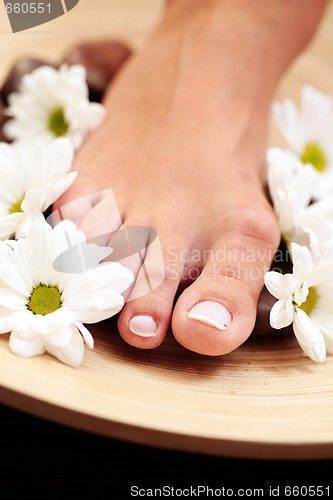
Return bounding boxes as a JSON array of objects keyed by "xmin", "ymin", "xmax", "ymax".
[
  {"xmin": 188, "ymin": 301, "xmax": 232, "ymax": 330},
  {"xmin": 129, "ymin": 315, "xmax": 158, "ymax": 337}
]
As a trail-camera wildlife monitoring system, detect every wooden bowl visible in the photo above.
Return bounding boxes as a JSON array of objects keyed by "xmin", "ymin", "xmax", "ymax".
[{"xmin": 0, "ymin": 320, "xmax": 333, "ymax": 460}]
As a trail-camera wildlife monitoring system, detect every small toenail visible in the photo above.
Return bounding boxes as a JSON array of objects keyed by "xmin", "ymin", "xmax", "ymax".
[
  {"xmin": 188, "ymin": 301, "xmax": 232, "ymax": 330},
  {"xmin": 129, "ymin": 315, "xmax": 158, "ymax": 337}
]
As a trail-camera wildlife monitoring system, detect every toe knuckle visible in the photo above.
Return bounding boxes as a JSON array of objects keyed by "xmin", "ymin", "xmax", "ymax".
[{"xmin": 229, "ymin": 206, "xmax": 280, "ymax": 248}]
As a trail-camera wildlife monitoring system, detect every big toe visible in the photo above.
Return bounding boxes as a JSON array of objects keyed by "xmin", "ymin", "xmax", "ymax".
[{"xmin": 172, "ymin": 208, "xmax": 280, "ymax": 355}]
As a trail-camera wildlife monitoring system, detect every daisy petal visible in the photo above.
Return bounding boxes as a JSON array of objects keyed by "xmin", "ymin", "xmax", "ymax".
[
  {"xmin": 71, "ymin": 302, "xmax": 124, "ymax": 324},
  {"xmin": 46, "ymin": 325, "xmax": 73, "ymax": 347},
  {"xmin": 29, "ymin": 314, "xmax": 54, "ymax": 335},
  {"xmin": 293, "ymin": 308, "xmax": 321, "ymax": 348},
  {"xmin": 264, "ymin": 271, "xmax": 296, "ymax": 300},
  {"xmin": 269, "ymin": 299, "xmax": 293, "ymax": 329},
  {"xmin": 9, "ymin": 331, "xmax": 45, "ymax": 358},
  {"xmin": 45, "ymin": 325, "xmax": 84, "ymax": 368},
  {"xmin": 0, "ymin": 288, "xmax": 26, "ymax": 310},
  {"xmin": 0, "ymin": 308, "xmax": 11, "ymax": 334},
  {"xmin": 310, "ymin": 310, "xmax": 333, "ymax": 353},
  {"xmin": 8, "ymin": 310, "xmax": 33, "ymax": 333},
  {"xmin": 21, "ymin": 186, "xmax": 44, "ymax": 214},
  {"xmin": 291, "ymin": 243, "xmax": 314, "ymax": 282},
  {"xmin": 74, "ymin": 321, "xmax": 94, "ymax": 348},
  {"xmin": 272, "ymin": 99, "xmax": 303, "ymax": 152},
  {"xmin": 299, "ymin": 334, "xmax": 326, "ymax": 363}
]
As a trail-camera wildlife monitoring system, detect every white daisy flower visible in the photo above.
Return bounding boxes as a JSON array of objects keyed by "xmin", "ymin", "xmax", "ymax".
[
  {"xmin": 296, "ymin": 196, "xmax": 333, "ymax": 260},
  {"xmin": 273, "ymin": 85, "xmax": 333, "ymax": 199},
  {"xmin": 267, "ymin": 147, "xmax": 331, "ymax": 259},
  {"xmin": 264, "ymin": 242, "xmax": 333, "ymax": 363},
  {"xmin": 4, "ymin": 64, "xmax": 105, "ymax": 150},
  {"xmin": 0, "ymin": 138, "xmax": 77, "ymax": 240},
  {"xmin": 0, "ymin": 219, "xmax": 134, "ymax": 367}
]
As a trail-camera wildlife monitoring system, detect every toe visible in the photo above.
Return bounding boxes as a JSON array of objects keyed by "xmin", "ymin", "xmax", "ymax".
[
  {"xmin": 118, "ymin": 285, "xmax": 177, "ymax": 350},
  {"xmin": 53, "ymin": 186, "xmax": 123, "ymax": 246},
  {"xmin": 117, "ymin": 231, "xmax": 185, "ymax": 350},
  {"xmin": 52, "ymin": 178, "xmax": 101, "ymax": 228},
  {"xmin": 172, "ymin": 207, "xmax": 280, "ymax": 355},
  {"xmin": 76, "ymin": 192, "xmax": 123, "ymax": 245}
]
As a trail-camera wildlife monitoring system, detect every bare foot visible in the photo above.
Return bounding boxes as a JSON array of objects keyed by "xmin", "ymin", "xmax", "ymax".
[{"xmin": 54, "ymin": 0, "xmax": 327, "ymax": 355}]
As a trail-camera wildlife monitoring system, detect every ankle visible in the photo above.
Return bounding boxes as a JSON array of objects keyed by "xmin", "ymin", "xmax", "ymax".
[{"xmin": 159, "ymin": 0, "xmax": 328, "ymax": 91}]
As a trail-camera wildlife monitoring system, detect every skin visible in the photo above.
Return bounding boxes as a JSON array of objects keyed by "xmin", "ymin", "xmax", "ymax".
[{"xmin": 55, "ymin": 0, "xmax": 328, "ymax": 355}]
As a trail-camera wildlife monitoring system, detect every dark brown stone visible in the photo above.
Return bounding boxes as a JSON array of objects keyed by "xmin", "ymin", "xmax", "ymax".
[
  {"xmin": 1, "ymin": 58, "xmax": 51, "ymax": 106},
  {"xmin": 62, "ymin": 39, "xmax": 133, "ymax": 101},
  {"xmin": 254, "ymin": 287, "xmax": 278, "ymax": 336},
  {"xmin": 254, "ymin": 286, "xmax": 293, "ymax": 337},
  {"xmin": 254, "ymin": 244, "xmax": 293, "ymax": 336}
]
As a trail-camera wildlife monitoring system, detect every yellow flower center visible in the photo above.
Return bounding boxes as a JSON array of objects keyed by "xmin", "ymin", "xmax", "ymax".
[
  {"xmin": 9, "ymin": 196, "xmax": 24, "ymax": 214},
  {"xmin": 48, "ymin": 106, "xmax": 69, "ymax": 137},
  {"xmin": 299, "ymin": 286, "xmax": 317, "ymax": 315},
  {"xmin": 300, "ymin": 143, "xmax": 327, "ymax": 173},
  {"xmin": 27, "ymin": 283, "xmax": 62, "ymax": 316}
]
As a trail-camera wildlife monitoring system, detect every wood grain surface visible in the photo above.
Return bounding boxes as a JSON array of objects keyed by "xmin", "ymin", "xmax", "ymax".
[{"xmin": 0, "ymin": 0, "xmax": 333, "ymax": 460}]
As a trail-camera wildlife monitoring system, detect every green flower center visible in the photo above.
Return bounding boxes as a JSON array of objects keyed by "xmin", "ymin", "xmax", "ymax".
[
  {"xmin": 27, "ymin": 283, "xmax": 62, "ymax": 316},
  {"xmin": 48, "ymin": 106, "xmax": 69, "ymax": 137},
  {"xmin": 299, "ymin": 286, "xmax": 317, "ymax": 315},
  {"xmin": 300, "ymin": 143, "xmax": 327, "ymax": 173},
  {"xmin": 9, "ymin": 196, "xmax": 24, "ymax": 214}
]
